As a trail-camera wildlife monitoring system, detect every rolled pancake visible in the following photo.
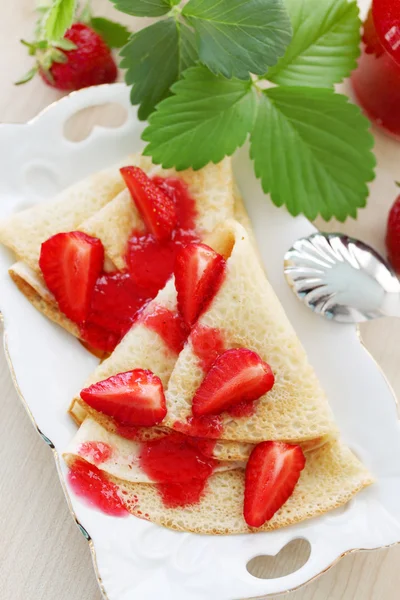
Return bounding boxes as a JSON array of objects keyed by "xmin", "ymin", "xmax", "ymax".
[
  {"xmin": 3, "ymin": 154, "xmax": 235, "ymax": 343},
  {"xmin": 72, "ymin": 221, "xmax": 337, "ymax": 460},
  {"xmin": 0, "ymin": 157, "xmax": 136, "ymax": 271},
  {"xmin": 69, "ymin": 278, "xmax": 258, "ymax": 461},
  {"xmin": 66, "ymin": 440, "xmax": 372, "ymax": 535},
  {"xmin": 165, "ymin": 220, "xmax": 338, "ymax": 444},
  {"xmin": 63, "ymin": 418, "xmax": 244, "ymax": 483},
  {"xmin": 69, "ymin": 399, "xmax": 331, "ymax": 461}
]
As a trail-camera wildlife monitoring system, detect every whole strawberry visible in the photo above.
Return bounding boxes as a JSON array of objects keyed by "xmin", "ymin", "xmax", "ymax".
[
  {"xmin": 385, "ymin": 185, "xmax": 400, "ymax": 273},
  {"xmin": 18, "ymin": 23, "xmax": 117, "ymax": 91}
]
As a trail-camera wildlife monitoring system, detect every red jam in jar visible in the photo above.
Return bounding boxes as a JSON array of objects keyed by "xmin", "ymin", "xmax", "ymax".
[{"xmin": 351, "ymin": 1, "xmax": 400, "ymax": 138}]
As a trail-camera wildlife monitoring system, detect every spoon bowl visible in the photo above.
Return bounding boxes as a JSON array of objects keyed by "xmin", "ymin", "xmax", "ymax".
[{"xmin": 284, "ymin": 232, "xmax": 400, "ymax": 323}]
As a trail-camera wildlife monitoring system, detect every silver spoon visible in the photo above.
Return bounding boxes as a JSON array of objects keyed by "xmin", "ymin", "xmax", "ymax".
[{"xmin": 284, "ymin": 232, "xmax": 400, "ymax": 323}]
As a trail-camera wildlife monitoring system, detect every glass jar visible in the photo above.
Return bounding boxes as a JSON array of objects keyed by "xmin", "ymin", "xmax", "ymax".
[{"xmin": 351, "ymin": 0, "xmax": 400, "ymax": 139}]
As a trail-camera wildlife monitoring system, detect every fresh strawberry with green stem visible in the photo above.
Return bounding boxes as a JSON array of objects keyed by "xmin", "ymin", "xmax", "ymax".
[
  {"xmin": 192, "ymin": 348, "xmax": 275, "ymax": 417},
  {"xmin": 39, "ymin": 231, "xmax": 104, "ymax": 323},
  {"xmin": 120, "ymin": 167, "xmax": 177, "ymax": 242},
  {"xmin": 386, "ymin": 184, "xmax": 400, "ymax": 274},
  {"xmin": 80, "ymin": 369, "xmax": 167, "ymax": 427},
  {"xmin": 244, "ymin": 441, "xmax": 306, "ymax": 528},
  {"xmin": 17, "ymin": 23, "xmax": 117, "ymax": 90},
  {"xmin": 175, "ymin": 243, "xmax": 226, "ymax": 328}
]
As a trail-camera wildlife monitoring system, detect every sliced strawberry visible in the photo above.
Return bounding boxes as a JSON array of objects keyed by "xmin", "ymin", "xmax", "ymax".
[
  {"xmin": 175, "ymin": 243, "xmax": 226, "ymax": 327},
  {"xmin": 39, "ymin": 231, "xmax": 104, "ymax": 323},
  {"xmin": 120, "ymin": 166, "xmax": 177, "ymax": 242},
  {"xmin": 192, "ymin": 348, "xmax": 275, "ymax": 417},
  {"xmin": 80, "ymin": 369, "xmax": 167, "ymax": 427},
  {"xmin": 244, "ymin": 441, "xmax": 306, "ymax": 527}
]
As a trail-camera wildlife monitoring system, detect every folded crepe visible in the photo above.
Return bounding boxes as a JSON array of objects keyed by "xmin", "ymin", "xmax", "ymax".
[
  {"xmin": 1, "ymin": 155, "xmax": 373, "ymax": 533},
  {"xmin": 63, "ymin": 417, "xmax": 244, "ymax": 482},
  {"xmin": 0, "ymin": 154, "xmax": 235, "ymax": 345},
  {"xmin": 70, "ymin": 218, "xmax": 337, "ymax": 456},
  {"xmin": 63, "ymin": 438, "xmax": 373, "ymax": 534},
  {"xmin": 161, "ymin": 220, "xmax": 337, "ymax": 445},
  {"xmin": 68, "ymin": 277, "xmax": 257, "ymax": 462}
]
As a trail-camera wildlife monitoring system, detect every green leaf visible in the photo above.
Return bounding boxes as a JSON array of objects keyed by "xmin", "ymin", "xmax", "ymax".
[
  {"xmin": 50, "ymin": 48, "xmax": 68, "ymax": 63},
  {"xmin": 34, "ymin": 5, "xmax": 51, "ymax": 38},
  {"xmin": 250, "ymin": 87, "xmax": 375, "ymax": 222},
  {"xmin": 266, "ymin": 0, "xmax": 361, "ymax": 87},
  {"xmin": 110, "ymin": 0, "xmax": 174, "ymax": 17},
  {"xmin": 181, "ymin": 0, "xmax": 292, "ymax": 80},
  {"xmin": 51, "ymin": 38, "xmax": 77, "ymax": 50},
  {"xmin": 90, "ymin": 17, "xmax": 130, "ymax": 49},
  {"xmin": 15, "ymin": 66, "xmax": 38, "ymax": 85},
  {"xmin": 45, "ymin": 0, "xmax": 77, "ymax": 41},
  {"xmin": 79, "ymin": 0, "xmax": 92, "ymax": 23},
  {"xmin": 142, "ymin": 66, "xmax": 257, "ymax": 170},
  {"xmin": 121, "ymin": 19, "xmax": 197, "ymax": 121}
]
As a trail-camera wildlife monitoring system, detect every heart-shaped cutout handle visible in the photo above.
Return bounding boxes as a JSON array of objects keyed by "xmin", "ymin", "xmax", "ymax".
[
  {"xmin": 63, "ymin": 102, "xmax": 128, "ymax": 142},
  {"xmin": 247, "ymin": 538, "xmax": 311, "ymax": 579}
]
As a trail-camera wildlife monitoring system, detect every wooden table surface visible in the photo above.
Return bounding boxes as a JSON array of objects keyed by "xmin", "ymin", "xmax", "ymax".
[{"xmin": 1, "ymin": 2, "xmax": 400, "ymax": 599}]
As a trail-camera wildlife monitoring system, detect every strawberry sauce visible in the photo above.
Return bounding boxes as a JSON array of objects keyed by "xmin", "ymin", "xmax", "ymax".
[
  {"xmin": 228, "ymin": 400, "xmax": 257, "ymax": 418},
  {"xmin": 68, "ymin": 459, "xmax": 128, "ymax": 516},
  {"xmin": 156, "ymin": 480, "xmax": 209, "ymax": 508},
  {"xmin": 190, "ymin": 324, "xmax": 226, "ymax": 371},
  {"xmin": 173, "ymin": 415, "xmax": 223, "ymax": 439},
  {"xmin": 138, "ymin": 435, "xmax": 216, "ymax": 507},
  {"xmin": 77, "ymin": 177, "xmax": 198, "ymax": 353},
  {"xmin": 141, "ymin": 305, "xmax": 189, "ymax": 354},
  {"xmin": 78, "ymin": 441, "xmax": 113, "ymax": 465}
]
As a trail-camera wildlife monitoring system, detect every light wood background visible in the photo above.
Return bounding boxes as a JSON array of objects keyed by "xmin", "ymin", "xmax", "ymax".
[{"xmin": 1, "ymin": 1, "xmax": 400, "ymax": 599}]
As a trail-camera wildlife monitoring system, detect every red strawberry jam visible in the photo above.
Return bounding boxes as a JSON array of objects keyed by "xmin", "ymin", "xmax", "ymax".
[
  {"xmin": 141, "ymin": 305, "xmax": 189, "ymax": 354},
  {"xmin": 190, "ymin": 324, "xmax": 226, "ymax": 371},
  {"xmin": 80, "ymin": 272, "xmax": 151, "ymax": 352},
  {"xmin": 139, "ymin": 435, "xmax": 216, "ymax": 507},
  {"xmin": 153, "ymin": 177, "xmax": 198, "ymax": 230},
  {"xmin": 228, "ymin": 400, "xmax": 258, "ymax": 418},
  {"xmin": 68, "ymin": 459, "xmax": 128, "ymax": 516},
  {"xmin": 173, "ymin": 415, "xmax": 223, "ymax": 439},
  {"xmin": 72, "ymin": 175, "xmax": 199, "ymax": 353},
  {"xmin": 351, "ymin": 2, "xmax": 400, "ymax": 138},
  {"xmin": 156, "ymin": 480, "xmax": 210, "ymax": 508},
  {"xmin": 127, "ymin": 229, "xmax": 198, "ymax": 298},
  {"xmin": 78, "ymin": 441, "xmax": 113, "ymax": 465}
]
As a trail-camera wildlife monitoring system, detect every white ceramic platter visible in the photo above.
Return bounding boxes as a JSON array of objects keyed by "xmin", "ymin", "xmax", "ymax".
[{"xmin": 2, "ymin": 75, "xmax": 400, "ymax": 599}]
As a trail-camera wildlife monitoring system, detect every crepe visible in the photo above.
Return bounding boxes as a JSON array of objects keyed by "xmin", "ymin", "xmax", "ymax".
[
  {"xmin": 68, "ymin": 278, "xmax": 257, "ymax": 461},
  {"xmin": 1, "ymin": 153, "xmax": 235, "ymax": 343},
  {"xmin": 64, "ymin": 439, "xmax": 373, "ymax": 534},
  {"xmin": 63, "ymin": 417, "xmax": 244, "ymax": 483},
  {"xmin": 0, "ymin": 158, "xmax": 134, "ymax": 271},
  {"xmin": 165, "ymin": 219, "xmax": 338, "ymax": 445},
  {"xmin": 70, "ymin": 214, "xmax": 337, "ymax": 455}
]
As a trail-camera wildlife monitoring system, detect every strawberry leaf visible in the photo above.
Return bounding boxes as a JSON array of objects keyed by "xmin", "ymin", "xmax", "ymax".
[
  {"xmin": 181, "ymin": 0, "xmax": 292, "ymax": 80},
  {"xmin": 15, "ymin": 66, "xmax": 38, "ymax": 85},
  {"xmin": 121, "ymin": 19, "xmax": 197, "ymax": 121},
  {"xmin": 142, "ymin": 66, "xmax": 257, "ymax": 170},
  {"xmin": 266, "ymin": 0, "xmax": 361, "ymax": 87},
  {"xmin": 250, "ymin": 87, "xmax": 376, "ymax": 222},
  {"xmin": 111, "ymin": 0, "xmax": 175, "ymax": 17},
  {"xmin": 45, "ymin": 0, "xmax": 77, "ymax": 41},
  {"xmin": 90, "ymin": 17, "xmax": 130, "ymax": 49},
  {"xmin": 51, "ymin": 38, "xmax": 77, "ymax": 50}
]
